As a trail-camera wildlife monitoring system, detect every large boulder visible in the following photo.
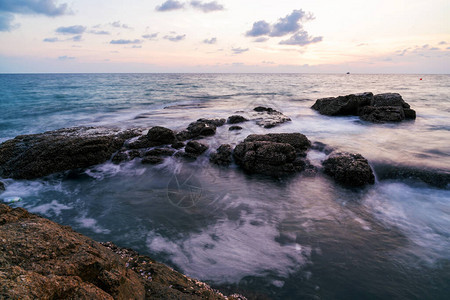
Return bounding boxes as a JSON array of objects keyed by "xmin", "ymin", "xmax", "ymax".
[
  {"xmin": 128, "ymin": 126, "xmax": 176, "ymax": 149},
  {"xmin": 322, "ymin": 152, "xmax": 375, "ymax": 186},
  {"xmin": 359, "ymin": 106, "xmax": 405, "ymax": 123},
  {"xmin": 210, "ymin": 144, "xmax": 233, "ymax": 166},
  {"xmin": 234, "ymin": 133, "xmax": 311, "ymax": 176},
  {"xmin": 371, "ymin": 93, "xmax": 410, "ymax": 108},
  {"xmin": 0, "ymin": 127, "xmax": 140, "ymax": 180},
  {"xmin": 311, "ymin": 92, "xmax": 373, "ymax": 116}
]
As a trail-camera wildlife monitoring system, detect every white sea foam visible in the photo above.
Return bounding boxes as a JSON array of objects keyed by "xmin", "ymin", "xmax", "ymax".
[
  {"xmin": 75, "ymin": 213, "xmax": 111, "ymax": 234},
  {"xmin": 28, "ymin": 200, "xmax": 72, "ymax": 216}
]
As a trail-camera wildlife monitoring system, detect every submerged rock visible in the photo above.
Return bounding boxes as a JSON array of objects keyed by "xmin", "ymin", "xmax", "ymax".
[
  {"xmin": 210, "ymin": 144, "xmax": 233, "ymax": 166},
  {"xmin": 227, "ymin": 115, "xmax": 248, "ymax": 124},
  {"xmin": 234, "ymin": 133, "xmax": 311, "ymax": 176},
  {"xmin": 229, "ymin": 126, "xmax": 243, "ymax": 131},
  {"xmin": 322, "ymin": 152, "xmax": 375, "ymax": 186},
  {"xmin": 141, "ymin": 155, "xmax": 165, "ymax": 165},
  {"xmin": 0, "ymin": 181, "xmax": 4, "ymax": 192},
  {"xmin": 0, "ymin": 204, "xmax": 235, "ymax": 300},
  {"xmin": 112, "ymin": 149, "xmax": 141, "ymax": 164},
  {"xmin": 252, "ymin": 107, "xmax": 291, "ymax": 128},
  {"xmin": 0, "ymin": 127, "xmax": 140, "ymax": 180},
  {"xmin": 144, "ymin": 148, "xmax": 175, "ymax": 157},
  {"xmin": 185, "ymin": 141, "xmax": 208, "ymax": 156},
  {"xmin": 312, "ymin": 92, "xmax": 416, "ymax": 123}
]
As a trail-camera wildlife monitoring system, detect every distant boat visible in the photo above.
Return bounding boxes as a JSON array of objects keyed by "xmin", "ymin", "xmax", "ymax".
[{"xmin": 346, "ymin": 72, "xmax": 350, "ymax": 74}]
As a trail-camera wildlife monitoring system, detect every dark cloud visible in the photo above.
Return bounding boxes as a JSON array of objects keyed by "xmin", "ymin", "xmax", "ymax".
[
  {"xmin": 71, "ymin": 34, "xmax": 82, "ymax": 41},
  {"xmin": 110, "ymin": 39, "xmax": 142, "ymax": 44},
  {"xmin": 253, "ymin": 37, "xmax": 268, "ymax": 43},
  {"xmin": 163, "ymin": 34, "xmax": 186, "ymax": 42},
  {"xmin": 190, "ymin": 1, "xmax": 224, "ymax": 12},
  {"xmin": 43, "ymin": 37, "xmax": 59, "ymax": 42},
  {"xmin": 279, "ymin": 31, "xmax": 322, "ymax": 46},
  {"xmin": 58, "ymin": 55, "xmax": 75, "ymax": 60},
  {"xmin": 246, "ymin": 20, "xmax": 271, "ymax": 37},
  {"xmin": 203, "ymin": 37, "xmax": 217, "ymax": 44},
  {"xmin": 142, "ymin": 33, "xmax": 158, "ymax": 39},
  {"xmin": 89, "ymin": 30, "xmax": 110, "ymax": 35},
  {"xmin": 270, "ymin": 9, "xmax": 312, "ymax": 37},
  {"xmin": 0, "ymin": 0, "xmax": 70, "ymax": 31},
  {"xmin": 156, "ymin": 0, "xmax": 184, "ymax": 12},
  {"xmin": 231, "ymin": 47, "xmax": 249, "ymax": 54},
  {"xmin": 111, "ymin": 21, "xmax": 132, "ymax": 29},
  {"xmin": 56, "ymin": 25, "xmax": 86, "ymax": 35}
]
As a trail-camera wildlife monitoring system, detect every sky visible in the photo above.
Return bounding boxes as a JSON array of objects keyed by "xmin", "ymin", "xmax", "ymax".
[{"xmin": 0, "ymin": 0, "xmax": 448, "ymax": 73}]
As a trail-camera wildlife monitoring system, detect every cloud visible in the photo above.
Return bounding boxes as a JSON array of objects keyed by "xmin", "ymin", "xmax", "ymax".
[
  {"xmin": 203, "ymin": 37, "xmax": 217, "ymax": 44},
  {"xmin": 270, "ymin": 9, "xmax": 312, "ymax": 37},
  {"xmin": 142, "ymin": 33, "xmax": 158, "ymax": 39},
  {"xmin": 190, "ymin": 1, "xmax": 224, "ymax": 12},
  {"xmin": 43, "ymin": 37, "xmax": 59, "ymax": 42},
  {"xmin": 71, "ymin": 34, "xmax": 82, "ymax": 41},
  {"xmin": 156, "ymin": 0, "xmax": 184, "ymax": 12},
  {"xmin": 439, "ymin": 41, "xmax": 447, "ymax": 45},
  {"xmin": 231, "ymin": 47, "xmax": 249, "ymax": 54},
  {"xmin": 110, "ymin": 39, "xmax": 142, "ymax": 44},
  {"xmin": 279, "ymin": 31, "xmax": 322, "ymax": 46},
  {"xmin": 56, "ymin": 25, "xmax": 86, "ymax": 35},
  {"xmin": 0, "ymin": 0, "xmax": 71, "ymax": 31},
  {"xmin": 89, "ymin": 30, "xmax": 110, "ymax": 35},
  {"xmin": 246, "ymin": 20, "xmax": 271, "ymax": 37},
  {"xmin": 131, "ymin": 45, "xmax": 142, "ymax": 48},
  {"xmin": 111, "ymin": 21, "xmax": 132, "ymax": 29},
  {"xmin": 253, "ymin": 37, "xmax": 268, "ymax": 43},
  {"xmin": 58, "ymin": 55, "xmax": 75, "ymax": 60},
  {"xmin": 163, "ymin": 34, "xmax": 186, "ymax": 42}
]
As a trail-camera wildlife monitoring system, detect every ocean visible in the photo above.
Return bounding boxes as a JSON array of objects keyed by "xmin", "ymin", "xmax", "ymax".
[{"xmin": 1, "ymin": 73, "xmax": 449, "ymax": 299}]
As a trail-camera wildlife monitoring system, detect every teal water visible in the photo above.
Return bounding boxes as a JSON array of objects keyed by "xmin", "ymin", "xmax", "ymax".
[{"xmin": 1, "ymin": 74, "xmax": 449, "ymax": 299}]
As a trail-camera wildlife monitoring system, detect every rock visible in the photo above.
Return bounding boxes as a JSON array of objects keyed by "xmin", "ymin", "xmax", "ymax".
[
  {"xmin": 322, "ymin": 152, "xmax": 375, "ymax": 186},
  {"xmin": 229, "ymin": 126, "xmax": 243, "ymax": 131},
  {"xmin": 359, "ymin": 106, "xmax": 405, "ymax": 123},
  {"xmin": 233, "ymin": 133, "xmax": 311, "ymax": 176},
  {"xmin": 177, "ymin": 119, "xmax": 226, "ymax": 141},
  {"xmin": 227, "ymin": 115, "xmax": 248, "ymax": 124},
  {"xmin": 141, "ymin": 156, "xmax": 165, "ymax": 165},
  {"xmin": 171, "ymin": 141, "xmax": 185, "ymax": 149},
  {"xmin": 244, "ymin": 133, "xmax": 311, "ymax": 154},
  {"xmin": 0, "ymin": 127, "xmax": 140, "ymax": 180},
  {"xmin": 403, "ymin": 108, "xmax": 416, "ymax": 119},
  {"xmin": 252, "ymin": 107, "xmax": 291, "ymax": 128},
  {"xmin": 0, "ymin": 181, "xmax": 4, "ymax": 192},
  {"xmin": 111, "ymin": 149, "xmax": 141, "ymax": 164},
  {"xmin": 0, "ymin": 204, "xmax": 233, "ymax": 300},
  {"xmin": 210, "ymin": 144, "xmax": 233, "ymax": 166},
  {"xmin": 311, "ymin": 92, "xmax": 373, "ymax": 116},
  {"xmin": 185, "ymin": 141, "xmax": 208, "ymax": 156},
  {"xmin": 146, "ymin": 126, "xmax": 177, "ymax": 145},
  {"xmin": 311, "ymin": 141, "xmax": 334, "ymax": 155},
  {"xmin": 144, "ymin": 148, "xmax": 175, "ymax": 157},
  {"xmin": 371, "ymin": 93, "xmax": 410, "ymax": 108}
]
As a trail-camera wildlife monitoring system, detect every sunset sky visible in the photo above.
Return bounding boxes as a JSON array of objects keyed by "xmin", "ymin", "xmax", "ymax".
[{"xmin": 0, "ymin": 0, "xmax": 448, "ymax": 73}]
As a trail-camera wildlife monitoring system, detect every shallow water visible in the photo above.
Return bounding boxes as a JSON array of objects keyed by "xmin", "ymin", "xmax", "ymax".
[{"xmin": 1, "ymin": 73, "xmax": 449, "ymax": 299}]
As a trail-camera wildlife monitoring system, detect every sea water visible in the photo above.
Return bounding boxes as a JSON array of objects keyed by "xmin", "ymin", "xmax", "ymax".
[{"xmin": 0, "ymin": 73, "xmax": 449, "ymax": 299}]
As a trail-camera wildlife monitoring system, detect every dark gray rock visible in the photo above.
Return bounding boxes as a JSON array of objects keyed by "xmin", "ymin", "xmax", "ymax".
[
  {"xmin": 171, "ymin": 141, "xmax": 185, "ymax": 149},
  {"xmin": 0, "ymin": 127, "xmax": 140, "ymax": 179},
  {"xmin": 322, "ymin": 152, "xmax": 375, "ymax": 186},
  {"xmin": 112, "ymin": 149, "xmax": 142, "ymax": 164},
  {"xmin": 185, "ymin": 141, "xmax": 208, "ymax": 156},
  {"xmin": 403, "ymin": 108, "xmax": 416, "ymax": 119},
  {"xmin": 177, "ymin": 119, "xmax": 226, "ymax": 141},
  {"xmin": 210, "ymin": 144, "xmax": 233, "ymax": 166},
  {"xmin": 0, "ymin": 181, "xmax": 4, "ymax": 192},
  {"xmin": 311, "ymin": 141, "xmax": 334, "ymax": 155},
  {"xmin": 244, "ymin": 133, "xmax": 311, "ymax": 154},
  {"xmin": 311, "ymin": 92, "xmax": 373, "ymax": 116},
  {"xmin": 141, "ymin": 156, "xmax": 165, "ymax": 165},
  {"xmin": 233, "ymin": 141, "xmax": 305, "ymax": 176},
  {"xmin": 229, "ymin": 126, "xmax": 243, "ymax": 131},
  {"xmin": 227, "ymin": 115, "xmax": 248, "ymax": 124},
  {"xmin": 146, "ymin": 126, "xmax": 176, "ymax": 145},
  {"xmin": 252, "ymin": 107, "xmax": 291, "ymax": 128},
  {"xmin": 359, "ymin": 106, "xmax": 406, "ymax": 123},
  {"xmin": 371, "ymin": 93, "xmax": 410, "ymax": 108}
]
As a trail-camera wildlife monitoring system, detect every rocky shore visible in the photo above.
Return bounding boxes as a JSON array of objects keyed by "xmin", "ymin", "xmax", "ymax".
[{"xmin": 0, "ymin": 203, "xmax": 244, "ymax": 300}]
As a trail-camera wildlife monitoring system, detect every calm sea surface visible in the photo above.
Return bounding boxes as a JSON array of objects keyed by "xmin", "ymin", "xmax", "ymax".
[{"xmin": 1, "ymin": 74, "xmax": 449, "ymax": 299}]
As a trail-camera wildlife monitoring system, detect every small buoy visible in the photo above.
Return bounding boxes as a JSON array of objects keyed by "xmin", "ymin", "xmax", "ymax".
[
  {"xmin": 420, "ymin": 78, "xmax": 422, "ymax": 80},
  {"xmin": 3, "ymin": 196, "xmax": 22, "ymax": 203}
]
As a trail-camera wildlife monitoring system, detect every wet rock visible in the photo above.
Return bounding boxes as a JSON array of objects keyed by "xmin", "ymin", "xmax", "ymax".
[
  {"xmin": 146, "ymin": 126, "xmax": 177, "ymax": 145},
  {"xmin": 229, "ymin": 126, "xmax": 243, "ymax": 131},
  {"xmin": 111, "ymin": 149, "xmax": 141, "ymax": 164},
  {"xmin": 0, "ymin": 127, "xmax": 140, "ymax": 180},
  {"xmin": 371, "ymin": 93, "xmax": 410, "ymax": 108},
  {"xmin": 0, "ymin": 181, "xmax": 4, "ymax": 192},
  {"xmin": 252, "ymin": 107, "xmax": 291, "ymax": 128},
  {"xmin": 403, "ymin": 108, "xmax": 416, "ymax": 119},
  {"xmin": 227, "ymin": 115, "xmax": 248, "ymax": 124},
  {"xmin": 0, "ymin": 204, "xmax": 233, "ymax": 300},
  {"xmin": 210, "ymin": 144, "xmax": 233, "ymax": 166},
  {"xmin": 311, "ymin": 141, "xmax": 334, "ymax": 155},
  {"xmin": 244, "ymin": 133, "xmax": 311, "ymax": 154},
  {"xmin": 144, "ymin": 148, "xmax": 175, "ymax": 157},
  {"xmin": 177, "ymin": 118, "xmax": 226, "ymax": 141},
  {"xmin": 185, "ymin": 141, "xmax": 208, "ymax": 156},
  {"xmin": 372, "ymin": 163, "xmax": 450, "ymax": 188},
  {"xmin": 311, "ymin": 92, "xmax": 373, "ymax": 116},
  {"xmin": 322, "ymin": 152, "xmax": 375, "ymax": 186},
  {"xmin": 141, "ymin": 156, "xmax": 165, "ymax": 165},
  {"xmin": 171, "ymin": 141, "xmax": 185, "ymax": 149},
  {"xmin": 359, "ymin": 106, "xmax": 405, "ymax": 123}
]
